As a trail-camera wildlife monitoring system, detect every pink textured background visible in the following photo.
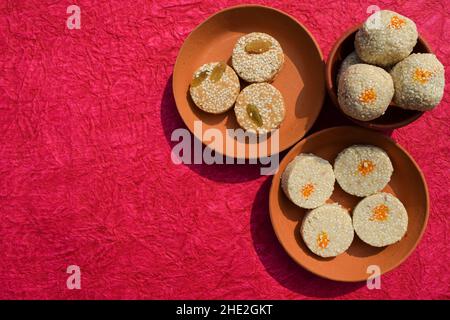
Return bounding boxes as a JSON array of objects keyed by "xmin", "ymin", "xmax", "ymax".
[{"xmin": 0, "ymin": 0, "xmax": 449, "ymax": 300}]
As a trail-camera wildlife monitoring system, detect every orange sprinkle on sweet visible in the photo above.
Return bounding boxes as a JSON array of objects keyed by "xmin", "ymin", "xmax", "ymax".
[
  {"xmin": 317, "ymin": 231, "xmax": 329, "ymax": 249},
  {"xmin": 370, "ymin": 204, "xmax": 389, "ymax": 221},
  {"xmin": 413, "ymin": 68, "xmax": 433, "ymax": 84},
  {"xmin": 358, "ymin": 160, "xmax": 375, "ymax": 176},
  {"xmin": 301, "ymin": 183, "xmax": 315, "ymax": 198},
  {"xmin": 389, "ymin": 16, "xmax": 406, "ymax": 29},
  {"xmin": 359, "ymin": 88, "xmax": 377, "ymax": 104}
]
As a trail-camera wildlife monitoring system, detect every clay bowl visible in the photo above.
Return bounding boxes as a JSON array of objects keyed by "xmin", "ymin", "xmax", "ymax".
[
  {"xmin": 326, "ymin": 24, "xmax": 432, "ymax": 130},
  {"xmin": 173, "ymin": 5, "xmax": 325, "ymax": 159},
  {"xmin": 269, "ymin": 126, "xmax": 429, "ymax": 282}
]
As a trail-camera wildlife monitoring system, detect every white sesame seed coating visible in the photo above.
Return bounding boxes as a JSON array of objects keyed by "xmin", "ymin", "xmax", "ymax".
[
  {"xmin": 338, "ymin": 64, "xmax": 394, "ymax": 121},
  {"xmin": 301, "ymin": 204, "xmax": 354, "ymax": 258},
  {"xmin": 353, "ymin": 193, "xmax": 408, "ymax": 247},
  {"xmin": 334, "ymin": 145, "xmax": 393, "ymax": 197},
  {"xmin": 232, "ymin": 32, "xmax": 284, "ymax": 83},
  {"xmin": 281, "ymin": 153, "xmax": 335, "ymax": 209},
  {"xmin": 189, "ymin": 62, "xmax": 240, "ymax": 114},
  {"xmin": 337, "ymin": 51, "xmax": 363, "ymax": 84},
  {"xmin": 355, "ymin": 10, "xmax": 418, "ymax": 67},
  {"xmin": 390, "ymin": 53, "xmax": 445, "ymax": 111},
  {"xmin": 234, "ymin": 83, "xmax": 285, "ymax": 134}
]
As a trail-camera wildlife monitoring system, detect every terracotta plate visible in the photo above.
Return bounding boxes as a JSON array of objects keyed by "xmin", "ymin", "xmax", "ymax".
[
  {"xmin": 173, "ymin": 5, "xmax": 325, "ymax": 158},
  {"xmin": 269, "ymin": 126, "xmax": 429, "ymax": 282}
]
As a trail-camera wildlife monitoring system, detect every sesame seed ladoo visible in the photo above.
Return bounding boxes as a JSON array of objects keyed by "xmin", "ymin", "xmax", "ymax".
[
  {"xmin": 338, "ymin": 64, "xmax": 394, "ymax": 121},
  {"xmin": 232, "ymin": 32, "xmax": 284, "ymax": 83},
  {"xmin": 189, "ymin": 62, "xmax": 240, "ymax": 114},
  {"xmin": 301, "ymin": 204, "xmax": 354, "ymax": 258},
  {"xmin": 390, "ymin": 53, "xmax": 445, "ymax": 111},
  {"xmin": 353, "ymin": 193, "xmax": 408, "ymax": 247},
  {"xmin": 281, "ymin": 153, "xmax": 335, "ymax": 209},
  {"xmin": 355, "ymin": 10, "xmax": 418, "ymax": 67},
  {"xmin": 234, "ymin": 83, "xmax": 285, "ymax": 134},
  {"xmin": 334, "ymin": 145, "xmax": 393, "ymax": 197}
]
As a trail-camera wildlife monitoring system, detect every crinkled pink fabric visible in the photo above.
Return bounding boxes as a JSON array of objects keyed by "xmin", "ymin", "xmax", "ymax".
[{"xmin": 0, "ymin": 0, "xmax": 448, "ymax": 300}]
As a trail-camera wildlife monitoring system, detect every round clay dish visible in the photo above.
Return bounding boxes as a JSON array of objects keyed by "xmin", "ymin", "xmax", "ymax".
[
  {"xmin": 269, "ymin": 126, "xmax": 429, "ymax": 282},
  {"xmin": 326, "ymin": 24, "xmax": 432, "ymax": 130},
  {"xmin": 173, "ymin": 5, "xmax": 325, "ymax": 158}
]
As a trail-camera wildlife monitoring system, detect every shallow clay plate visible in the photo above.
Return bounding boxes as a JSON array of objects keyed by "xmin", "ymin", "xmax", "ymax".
[
  {"xmin": 269, "ymin": 126, "xmax": 429, "ymax": 282},
  {"xmin": 173, "ymin": 5, "xmax": 325, "ymax": 158}
]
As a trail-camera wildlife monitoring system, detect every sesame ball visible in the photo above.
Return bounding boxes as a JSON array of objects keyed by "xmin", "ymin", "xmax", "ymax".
[
  {"xmin": 337, "ymin": 51, "xmax": 363, "ymax": 83},
  {"xmin": 232, "ymin": 32, "xmax": 284, "ymax": 83},
  {"xmin": 234, "ymin": 83, "xmax": 285, "ymax": 134},
  {"xmin": 353, "ymin": 193, "xmax": 408, "ymax": 247},
  {"xmin": 334, "ymin": 145, "xmax": 393, "ymax": 197},
  {"xmin": 390, "ymin": 53, "xmax": 445, "ymax": 111},
  {"xmin": 338, "ymin": 64, "xmax": 394, "ymax": 121},
  {"xmin": 189, "ymin": 62, "xmax": 240, "ymax": 114},
  {"xmin": 355, "ymin": 10, "xmax": 418, "ymax": 67},
  {"xmin": 301, "ymin": 203, "xmax": 354, "ymax": 258},
  {"xmin": 281, "ymin": 153, "xmax": 335, "ymax": 209}
]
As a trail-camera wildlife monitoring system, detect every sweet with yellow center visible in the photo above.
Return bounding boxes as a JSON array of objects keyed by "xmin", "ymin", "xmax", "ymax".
[
  {"xmin": 413, "ymin": 68, "xmax": 433, "ymax": 84},
  {"xmin": 358, "ymin": 160, "xmax": 375, "ymax": 176},
  {"xmin": 370, "ymin": 204, "xmax": 389, "ymax": 221},
  {"xmin": 389, "ymin": 16, "xmax": 406, "ymax": 29},
  {"xmin": 317, "ymin": 231, "xmax": 329, "ymax": 249},
  {"xmin": 359, "ymin": 88, "xmax": 377, "ymax": 104},
  {"xmin": 301, "ymin": 183, "xmax": 315, "ymax": 198}
]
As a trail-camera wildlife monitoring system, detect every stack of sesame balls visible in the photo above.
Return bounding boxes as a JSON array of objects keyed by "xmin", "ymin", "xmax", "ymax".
[
  {"xmin": 338, "ymin": 10, "xmax": 445, "ymax": 121},
  {"xmin": 189, "ymin": 32, "xmax": 286, "ymax": 134}
]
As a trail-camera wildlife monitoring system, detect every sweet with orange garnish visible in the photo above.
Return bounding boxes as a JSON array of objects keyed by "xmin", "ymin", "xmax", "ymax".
[
  {"xmin": 281, "ymin": 154, "xmax": 335, "ymax": 209},
  {"xmin": 355, "ymin": 10, "xmax": 418, "ymax": 67},
  {"xmin": 391, "ymin": 53, "xmax": 445, "ymax": 111},
  {"xmin": 353, "ymin": 193, "xmax": 408, "ymax": 247},
  {"xmin": 334, "ymin": 145, "xmax": 393, "ymax": 197}
]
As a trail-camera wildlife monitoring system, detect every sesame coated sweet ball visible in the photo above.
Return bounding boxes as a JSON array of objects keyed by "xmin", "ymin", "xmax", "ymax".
[
  {"xmin": 234, "ymin": 83, "xmax": 285, "ymax": 134},
  {"xmin": 390, "ymin": 53, "xmax": 445, "ymax": 111},
  {"xmin": 338, "ymin": 64, "xmax": 394, "ymax": 121},
  {"xmin": 334, "ymin": 145, "xmax": 393, "ymax": 197},
  {"xmin": 281, "ymin": 153, "xmax": 335, "ymax": 209},
  {"xmin": 232, "ymin": 32, "xmax": 284, "ymax": 83},
  {"xmin": 189, "ymin": 62, "xmax": 240, "ymax": 114},
  {"xmin": 301, "ymin": 203, "xmax": 354, "ymax": 258},
  {"xmin": 337, "ymin": 51, "xmax": 363, "ymax": 83},
  {"xmin": 353, "ymin": 193, "xmax": 408, "ymax": 247},
  {"xmin": 355, "ymin": 10, "xmax": 418, "ymax": 67}
]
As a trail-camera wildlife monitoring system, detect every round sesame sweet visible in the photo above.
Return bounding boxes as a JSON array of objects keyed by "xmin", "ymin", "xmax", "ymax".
[
  {"xmin": 390, "ymin": 53, "xmax": 445, "ymax": 111},
  {"xmin": 337, "ymin": 51, "xmax": 363, "ymax": 83},
  {"xmin": 281, "ymin": 153, "xmax": 335, "ymax": 209},
  {"xmin": 334, "ymin": 145, "xmax": 393, "ymax": 197},
  {"xmin": 234, "ymin": 83, "xmax": 285, "ymax": 134},
  {"xmin": 189, "ymin": 62, "xmax": 240, "ymax": 114},
  {"xmin": 232, "ymin": 32, "xmax": 284, "ymax": 83},
  {"xmin": 301, "ymin": 204, "xmax": 354, "ymax": 258},
  {"xmin": 353, "ymin": 193, "xmax": 408, "ymax": 247},
  {"xmin": 355, "ymin": 10, "xmax": 418, "ymax": 67},
  {"xmin": 338, "ymin": 64, "xmax": 394, "ymax": 121}
]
